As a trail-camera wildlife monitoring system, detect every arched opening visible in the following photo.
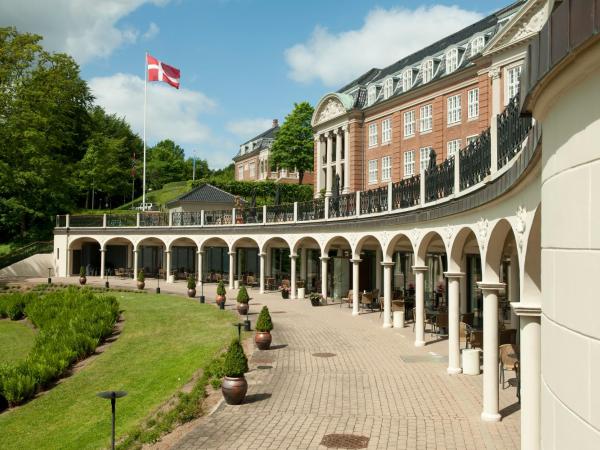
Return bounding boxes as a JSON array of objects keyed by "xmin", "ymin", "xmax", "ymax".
[
  {"xmin": 169, "ymin": 237, "xmax": 198, "ymax": 281},
  {"xmin": 231, "ymin": 237, "xmax": 260, "ymax": 288},
  {"xmin": 262, "ymin": 237, "xmax": 291, "ymax": 291},
  {"xmin": 385, "ymin": 233, "xmax": 415, "ymax": 305},
  {"xmin": 68, "ymin": 237, "xmax": 101, "ymax": 276},
  {"xmin": 522, "ymin": 207, "xmax": 541, "ymax": 303},
  {"xmin": 354, "ymin": 235, "xmax": 383, "ymax": 294},
  {"xmin": 449, "ymin": 227, "xmax": 482, "ymax": 325},
  {"xmin": 293, "ymin": 236, "xmax": 321, "ymax": 293},
  {"xmin": 200, "ymin": 237, "xmax": 229, "ymax": 283},
  {"xmin": 323, "ymin": 236, "xmax": 353, "ymax": 300},
  {"xmin": 103, "ymin": 237, "xmax": 134, "ymax": 278},
  {"xmin": 416, "ymin": 231, "xmax": 447, "ymax": 310},
  {"xmin": 136, "ymin": 237, "xmax": 167, "ymax": 279}
]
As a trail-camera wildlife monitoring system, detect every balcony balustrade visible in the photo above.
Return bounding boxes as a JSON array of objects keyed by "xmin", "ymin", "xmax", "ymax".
[
  {"xmin": 392, "ymin": 175, "xmax": 420, "ymax": 209},
  {"xmin": 297, "ymin": 199, "xmax": 324, "ymax": 222},
  {"xmin": 69, "ymin": 215, "xmax": 103, "ymax": 227},
  {"xmin": 497, "ymin": 94, "xmax": 532, "ymax": 169},
  {"xmin": 328, "ymin": 192, "xmax": 357, "ymax": 218},
  {"xmin": 107, "ymin": 214, "xmax": 136, "ymax": 227},
  {"xmin": 171, "ymin": 211, "xmax": 202, "ymax": 227},
  {"xmin": 236, "ymin": 207, "xmax": 263, "ymax": 224},
  {"xmin": 460, "ymin": 128, "xmax": 491, "ymax": 190},
  {"xmin": 204, "ymin": 209, "xmax": 232, "ymax": 226},
  {"xmin": 360, "ymin": 186, "xmax": 387, "ymax": 215},
  {"xmin": 426, "ymin": 158, "xmax": 455, "ymax": 202},
  {"xmin": 266, "ymin": 204, "xmax": 294, "ymax": 223}
]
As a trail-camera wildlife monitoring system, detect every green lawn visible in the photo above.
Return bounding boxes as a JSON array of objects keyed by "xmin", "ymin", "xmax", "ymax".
[
  {"xmin": 0, "ymin": 292, "xmax": 238, "ymax": 450},
  {"xmin": 0, "ymin": 320, "xmax": 35, "ymax": 364},
  {"xmin": 0, "ymin": 243, "xmax": 14, "ymax": 257}
]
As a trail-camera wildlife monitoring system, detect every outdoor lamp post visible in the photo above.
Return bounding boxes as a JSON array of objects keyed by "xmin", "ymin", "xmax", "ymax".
[
  {"xmin": 199, "ymin": 280, "xmax": 205, "ymax": 303},
  {"xmin": 233, "ymin": 322, "xmax": 243, "ymax": 340},
  {"xmin": 105, "ymin": 272, "xmax": 110, "ymax": 289},
  {"xmin": 156, "ymin": 272, "xmax": 161, "ymax": 294},
  {"xmin": 47, "ymin": 267, "xmax": 52, "ymax": 285},
  {"xmin": 244, "ymin": 310, "xmax": 251, "ymax": 331},
  {"xmin": 96, "ymin": 390, "xmax": 127, "ymax": 450}
]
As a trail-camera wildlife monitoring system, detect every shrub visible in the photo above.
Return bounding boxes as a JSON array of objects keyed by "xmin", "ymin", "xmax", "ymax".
[
  {"xmin": 255, "ymin": 306, "xmax": 273, "ymax": 332},
  {"xmin": 236, "ymin": 285, "xmax": 249, "ymax": 303},
  {"xmin": 191, "ymin": 179, "xmax": 313, "ymax": 205},
  {"xmin": 79, "ymin": 266, "xmax": 86, "ymax": 277},
  {"xmin": 222, "ymin": 339, "xmax": 248, "ymax": 378},
  {"xmin": 137, "ymin": 269, "xmax": 145, "ymax": 282},
  {"xmin": 0, "ymin": 292, "xmax": 34, "ymax": 320},
  {"xmin": 0, "ymin": 365, "xmax": 36, "ymax": 407},
  {"xmin": 216, "ymin": 280, "xmax": 226, "ymax": 297},
  {"xmin": 187, "ymin": 275, "xmax": 196, "ymax": 290}
]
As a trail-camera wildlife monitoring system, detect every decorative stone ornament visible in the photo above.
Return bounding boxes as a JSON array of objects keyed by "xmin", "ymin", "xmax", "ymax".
[
  {"xmin": 477, "ymin": 218, "xmax": 489, "ymax": 250},
  {"xmin": 316, "ymin": 98, "xmax": 346, "ymax": 125},
  {"xmin": 514, "ymin": 205, "xmax": 527, "ymax": 251},
  {"xmin": 443, "ymin": 225, "xmax": 454, "ymax": 243}
]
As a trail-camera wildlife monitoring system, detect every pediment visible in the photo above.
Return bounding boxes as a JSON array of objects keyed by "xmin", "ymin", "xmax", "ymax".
[{"xmin": 312, "ymin": 93, "xmax": 354, "ymax": 127}]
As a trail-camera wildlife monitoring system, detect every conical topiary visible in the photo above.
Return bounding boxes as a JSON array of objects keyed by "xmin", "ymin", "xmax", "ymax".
[
  {"xmin": 187, "ymin": 274, "xmax": 196, "ymax": 289},
  {"xmin": 236, "ymin": 285, "xmax": 249, "ymax": 303},
  {"xmin": 137, "ymin": 269, "xmax": 145, "ymax": 282},
  {"xmin": 255, "ymin": 306, "xmax": 273, "ymax": 332},
  {"xmin": 216, "ymin": 280, "xmax": 226, "ymax": 296},
  {"xmin": 222, "ymin": 338, "xmax": 248, "ymax": 377},
  {"xmin": 79, "ymin": 266, "xmax": 86, "ymax": 277}
]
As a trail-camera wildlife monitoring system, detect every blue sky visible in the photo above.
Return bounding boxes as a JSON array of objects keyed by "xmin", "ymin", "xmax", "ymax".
[{"xmin": 1, "ymin": 0, "xmax": 511, "ymax": 168}]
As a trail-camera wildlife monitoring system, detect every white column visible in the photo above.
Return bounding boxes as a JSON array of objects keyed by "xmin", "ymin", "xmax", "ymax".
[
  {"xmin": 133, "ymin": 249, "xmax": 139, "ymax": 278},
  {"xmin": 326, "ymin": 132, "xmax": 333, "ymax": 196},
  {"xmin": 335, "ymin": 129, "xmax": 342, "ymax": 183},
  {"xmin": 315, "ymin": 137, "xmax": 322, "ymax": 197},
  {"xmin": 290, "ymin": 254, "xmax": 297, "ymax": 299},
  {"xmin": 300, "ymin": 247, "xmax": 307, "ymax": 282},
  {"xmin": 351, "ymin": 259, "xmax": 361, "ymax": 316},
  {"xmin": 509, "ymin": 251, "xmax": 520, "ymax": 329},
  {"xmin": 100, "ymin": 249, "xmax": 106, "ymax": 278},
  {"xmin": 460, "ymin": 255, "xmax": 468, "ymax": 314},
  {"xmin": 445, "ymin": 272, "xmax": 464, "ymax": 374},
  {"xmin": 320, "ymin": 256, "xmax": 329, "ymax": 299},
  {"xmin": 375, "ymin": 248, "xmax": 382, "ymax": 292},
  {"xmin": 512, "ymin": 303, "xmax": 542, "ymax": 450},
  {"xmin": 259, "ymin": 252, "xmax": 266, "ymax": 294},
  {"xmin": 197, "ymin": 250, "xmax": 204, "ymax": 282},
  {"xmin": 382, "ymin": 262, "xmax": 394, "ymax": 328},
  {"xmin": 343, "ymin": 125, "xmax": 350, "ymax": 194},
  {"xmin": 413, "ymin": 266, "xmax": 428, "ymax": 347},
  {"xmin": 165, "ymin": 250, "xmax": 172, "ymax": 283},
  {"xmin": 228, "ymin": 252, "xmax": 235, "ymax": 289},
  {"xmin": 478, "ymin": 282, "xmax": 505, "ymax": 422}
]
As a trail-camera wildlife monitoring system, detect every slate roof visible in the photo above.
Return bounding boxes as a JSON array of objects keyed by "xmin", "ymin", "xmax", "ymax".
[
  {"xmin": 166, "ymin": 184, "xmax": 243, "ymax": 207},
  {"xmin": 233, "ymin": 124, "xmax": 279, "ymax": 162}
]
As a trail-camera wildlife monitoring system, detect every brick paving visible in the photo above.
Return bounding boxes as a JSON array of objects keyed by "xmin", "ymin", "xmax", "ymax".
[{"xmin": 29, "ymin": 277, "xmax": 520, "ymax": 449}]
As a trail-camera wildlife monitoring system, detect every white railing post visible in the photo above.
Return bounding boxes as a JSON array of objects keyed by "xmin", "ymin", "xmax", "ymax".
[
  {"xmin": 454, "ymin": 154, "xmax": 461, "ymax": 194},
  {"xmin": 200, "ymin": 210, "xmax": 205, "ymax": 227},
  {"xmin": 232, "ymin": 208, "xmax": 236, "ymax": 225},
  {"xmin": 136, "ymin": 213, "xmax": 140, "ymax": 227},
  {"xmin": 420, "ymin": 173, "xmax": 426, "ymax": 206},
  {"xmin": 356, "ymin": 191, "xmax": 361, "ymax": 216},
  {"xmin": 293, "ymin": 202, "xmax": 298, "ymax": 223},
  {"xmin": 387, "ymin": 181, "xmax": 393, "ymax": 212},
  {"xmin": 324, "ymin": 196, "xmax": 329, "ymax": 220},
  {"xmin": 102, "ymin": 214, "xmax": 107, "ymax": 228},
  {"xmin": 262, "ymin": 205, "xmax": 267, "ymax": 224},
  {"xmin": 168, "ymin": 211, "xmax": 173, "ymax": 227},
  {"xmin": 66, "ymin": 214, "xmax": 70, "ymax": 228}
]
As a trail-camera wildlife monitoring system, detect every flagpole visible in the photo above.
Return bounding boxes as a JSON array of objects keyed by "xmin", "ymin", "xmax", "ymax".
[{"xmin": 142, "ymin": 52, "xmax": 148, "ymax": 209}]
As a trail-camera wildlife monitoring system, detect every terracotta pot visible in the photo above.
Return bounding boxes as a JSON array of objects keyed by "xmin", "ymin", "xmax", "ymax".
[
  {"xmin": 188, "ymin": 288, "xmax": 196, "ymax": 298},
  {"xmin": 216, "ymin": 294, "xmax": 226, "ymax": 304},
  {"xmin": 237, "ymin": 302, "xmax": 249, "ymax": 315},
  {"xmin": 79, "ymin": 276, "xmax": 87, "ymax": 285},
  {"xmin": 255, "ymin": 331, "xmax": 272, "ymax": 350},
  {"xmin": 221, "ymin": 376, "xmax": 247, "ymax": 405},
  {"xmin": 137, "ymin": 281, "xmax": 145, "ymax": 290}
]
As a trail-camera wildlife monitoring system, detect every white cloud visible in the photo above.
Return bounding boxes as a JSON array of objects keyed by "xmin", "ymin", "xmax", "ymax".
[
  {"xmin": 225, "ymin": 118, "xmax": 274, "ymax": 140},
  {"xmin": 143, "ymin": 22, "xmax": 160, "ymax": 40},
  {"xmin": 285, "ymin": 5, "xmax": 483, "ymax": 87},
  {"xmin": 0, "ymin": 0, "xmax": 169, "ymax": 63}
]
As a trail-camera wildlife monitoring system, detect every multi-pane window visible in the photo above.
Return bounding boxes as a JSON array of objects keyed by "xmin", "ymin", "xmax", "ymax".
[
  {"xmin": 368, "ymin": 123, "xmax": 378, "ymax": 147},
  {"xmin": 404, "ymin": 110, "xmax": 415, "ymax": 137},
  {"xmin": 471, "ymin": 36, "xmax": 485, "ymax": 56},
  {"xmin": 249, "ymin": 162, "xmax": 256, "ymax": 177},
  {"xmin": 382, "ymin": 118, "xmax": 392, "ymax": 143},
  {"xmin": 468, "ymin": 88, "xmax": 479, "ymax": 119},
  {"xmin": 238, "ymin": 165, "xmax": 243, "ymax": 180},
  {"xmin": 506, "ymin": 65, "xmax": 522, "ymax": 101},
  {"xmin": 447, "ymin": 139, "xmax": 461, "ymax": 159},
  {"xmin": 419, "ymin": 104, "xmax": 432, "ymax": 132},
  {"xmin": 381, "ymin": 156, "xmax": 392, "ymax": 181},
  {"xmin": 421, "ymin": 59, "xmax": 434, "ymax": 83},
  {"xmin": 419, "ymin": 147, "xmax": 432, "ymax": 174},
  {"xmin": 447, "ymin": 94, "xmax": 461, "ymax": 125},
  {"xmin": 368, "ymin": 159, "xmax": 378, "ymax": 184},
  {"xmin": 402, "ymin": 69, "xmax": 413, "ymax": 91},
  {"xmin": 404, "ymin": 150, "xmax": 415, "ymax": 178},
  {"xmin": 367, "ymin": 85, "xmax": 377, "ymax": 106},
  {"xmin": 446, "ymin": 48, "xmax": 458, "ymax": 73},
  {"xmin": 383, "ymin": 78, "xmax": 394, "ymax": 99},
  {"xmin": 466, "ymin": 135, "xmax": 478, "ymax": 146}
]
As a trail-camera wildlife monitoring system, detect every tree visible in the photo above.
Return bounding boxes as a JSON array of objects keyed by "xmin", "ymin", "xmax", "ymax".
[
  {"xmin": 146, "ymin": 139, "xmax": 186, "ymax": 190},
  {"xmin": 269, "ymin": 102, "xmax": 315, "ymax": 184},
  {"xmin": 183, "ymin": 157, "xmax": 210, "ymax": 181}
]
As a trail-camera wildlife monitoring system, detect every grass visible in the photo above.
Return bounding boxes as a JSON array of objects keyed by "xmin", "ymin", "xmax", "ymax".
[
  {"xmin": 0, "ymin": 291, "xmax": 238, "ymax": 450},
  {"xmin": 116, "ymin": 181, "xmax": 192, "ymax": 211},
  {"xmin": 0, "ymin": 320, "xmax": 35, "ymax": 364}
]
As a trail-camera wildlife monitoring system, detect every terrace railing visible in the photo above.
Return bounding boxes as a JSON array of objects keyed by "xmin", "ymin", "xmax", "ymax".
[
  {"xmin": 204, "ymin": 209, "xmax": 232, "ymax": 226},
  {"xmin": 425, "ymin": 158, "xmax": 455, "ymax": 202},
  {"xmin": 266, "ymin": 204, "xmax": 294, "ymax": 223},
  {"xmin": 391, "ymin": 175, "xmax": 420, "ymax": 209},
  {"xmin": 328, "ymin": 192, "xmax": 357, "ymax": 218},
  {"xmin": 107, "ymin": 214, "xmax": 136, "ymax": 227},
  {"xmin": 171, "ymin": 211, "xmax": 202, "ymax": 227},
  {"xmin": 497, "ymin": 94, "xmax": 532, "ymax": 169},
  {"xmin": 236, "ymin": 207, "xmax": 263, "ymax": 225},
  {"xmin": 69, "ymin": 215, "xmax": 104, "ymax": 227},
  {"xmin": 360, "ymin": 185, "xmax": 388, "ymax": 214},
  {"xmin": 297, "ymin": 199, "xmax": 324, "ymax": 221},
  {"xmin": 460, "ymin": 128, "xmax": 491, "ymax": 190},
  {"xmin": 139, "ymin": 212, "xmax": 169, "ymax": 227}
]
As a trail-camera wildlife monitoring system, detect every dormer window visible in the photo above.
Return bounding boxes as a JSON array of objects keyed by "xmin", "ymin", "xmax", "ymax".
[
  {"xmin": 470, "ymin": 36, "xmax": 485, "ymax": 56},
  {"xmin": 367, "ymin": 85, "xmax": 377, "ymax": 106},
  {"xmin": 383, "ymin": 78, "xmax": 394, "ymax": 99},
  {"xmin": 402, "ymin": 69, "xmax": 413, "ymax": 92},
  {"xmin": 421, "ymin": 60, "xmax": 434, "ymax": 84},
  {"xmin": 446, "ymin": 48, "xmax": 458, "ymax": 73}
]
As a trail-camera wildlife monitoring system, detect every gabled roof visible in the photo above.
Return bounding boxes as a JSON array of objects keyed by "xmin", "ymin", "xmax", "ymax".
[{"xmin": 166, "ymin": 183, "xmax": 243, "ymax": 207}]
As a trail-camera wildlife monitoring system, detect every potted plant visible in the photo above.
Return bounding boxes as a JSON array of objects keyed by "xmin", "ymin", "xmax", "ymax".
[
  {"xmin": 187, "ymin": 274, "xmax": 196, "ymax": 298},
  {"xmin": 216, "ymin": 280, "xmax": 226, "ymax": 309},
  {"xmin": 236, "ymin": 285, "xmax": 250, "ymax": 315},
  {"xmin": 221, "ymin": 338, "xmax": 249, "ymax": 405},
  {"xmin": 137, "ymin": 269, "xmax": 145, "ymax": 290},
  {"xmin": 254, "ymin": 306, "xmax": 273, "ymax": 350},
  {"xmin": 79, "ymin": 266, "xmax": 87, "ymax": 285},
  {"xmin": 310, "ymin": 292, "xmax": 322, "ymax": 307},
  {"xmin": 280, "ymin": 285, "xmax": 290, "ymax": 299}
]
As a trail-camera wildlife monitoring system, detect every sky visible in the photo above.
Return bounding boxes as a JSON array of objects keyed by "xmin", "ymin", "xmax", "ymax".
[{"xmin": 0, "ymin": 0, "xmax": 511, "ymax": 168}]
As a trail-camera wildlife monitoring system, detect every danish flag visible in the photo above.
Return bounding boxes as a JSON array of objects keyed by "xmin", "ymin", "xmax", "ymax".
[{"xmin": 147, "ymin": 54, "xmax": 180, "ymax": 89}]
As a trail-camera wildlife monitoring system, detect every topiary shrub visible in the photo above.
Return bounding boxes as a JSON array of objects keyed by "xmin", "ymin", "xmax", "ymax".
[
  {"xmin": 187, "ymin": 275, "xmax": 196, "ymax": 290},
  {"xmin": 255, "ymin": 306, "xmax": 273, "ymax": 332},
  {"xmin": 79, "ymin": 266, "xmax": 86, "ymax": 277},
  {"xmin": 0, "ymin": 365, "xmax": 36, "ymax": 407},
  {"xmin": 216, "ymin": 280, "xmax": 226, "ymax": 296},
  {"xmin": 137, "ymin": 269, "xmax": 145, "ymax": 282},
  {"xmin": 222, "ymin": 339, "xmax": 248, "ymax": 378},
  {"xmin": 236, "ymin": 285, "xmax": 249, "ymax": 304}
]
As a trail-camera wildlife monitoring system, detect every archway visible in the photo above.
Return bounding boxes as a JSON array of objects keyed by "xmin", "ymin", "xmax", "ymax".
[
  {"xmin": 231, "ymin": 237, "xmax": 260, "ymax": 290},
  {"xmin": 200, "ymin": 237, "xmax": 229, "ymax": 284},
  {"xmin": 169, "ymin": 237, "xmax": 198, "ymax": 282},
  {"xmin": 322, "ymin": 236, "xmax": 352, "ymax": 301},
  {"xmin": 262, "ymin": 237, "xmax": 292, "ymax": 294},
  {"xmin": 103, "ymin": 237, "xmax": 135, "ymax": 278},
  {"xmin": 136, "ymin": 237, "xmax": 167, "ymax": 279},
  {"xmin": 293, "ymin": 236, "xmax": 321, "ymax": 293},
  {"xmin": 68, "ymin": 237, "xmax": 101, "ymax": 276}
]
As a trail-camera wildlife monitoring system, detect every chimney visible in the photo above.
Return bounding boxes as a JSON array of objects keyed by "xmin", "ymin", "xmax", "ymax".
[{"xmin": 272, "ymin": 119, "xmax": 278, "ymax": 128}]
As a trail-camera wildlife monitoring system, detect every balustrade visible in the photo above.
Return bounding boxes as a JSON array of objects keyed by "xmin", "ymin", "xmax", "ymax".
[
  {"xmin": 328, "ymin": 192, "xmax": 357, "ymax": 218},
  {"xmin": 297, "ymin": 199, "xmax": 325, "ymax": 221},
  {"xmin": 391, "ymin": 175, "xmax": 420, "ymax": 209},
  {"xmin": 497, "ymin": 94, "xmax": 532, "ymax": 169},
  {"xmin": 204, "ymin": 209, "xmax": 232, "ymax": 225},
  {"xmin": 266, "ymin": 204, "xmax": 294, "ymax": 223},
  {"xmin": 171, "ymin": 211, "xmax": 202, "ymax": 226},
  {"xmin": 69, "ymin": 215, "xmax": 104, "ymax": 227},
  {"xmin": 236, "ymin": 207, "xmax": 264, "ymax": 224},
  {"xmin": 460, "ymin": 128, "xmax": 491, "ymax": 190},
  {"xmin": 425, "ymin": 158, "xmax": 455, "ymax": 202},
  {"xmin": 139, "ymin": 212, "xmax": 169, "ymax": 227},
  {"xmin": 56, "ymin": 215, "xmax": 67, "ymax": 227},
  {"xmin": 360, "ymin": 186, "xmax": 388, "ymax": 214},
  {"xmin": 106, "ymin": 214, "xmax": 136, "ymax": 227}
]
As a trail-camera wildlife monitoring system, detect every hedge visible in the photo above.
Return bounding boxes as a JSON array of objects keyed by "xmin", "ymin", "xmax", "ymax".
[{"xmin": 191, "ymin": 179, "xmax": 313, "ymax": 205}]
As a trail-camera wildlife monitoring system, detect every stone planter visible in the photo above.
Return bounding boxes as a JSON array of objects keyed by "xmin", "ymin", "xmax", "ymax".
[
  {"xmin": 234, "ymin": 280, "xmax": 240, "ymax": 289},
  {"xmin": 255, "ymin": 331, "xmax": 272, "ymax": 350},
  {"xmin": 237, "ymin": 302, "xmax": 249, "ymax": 315},
  {"xmin": 187, "ymin": 288, "xmax": 196, "ymax": 298},
  {"xmin": 221, "ymin": 376, "xmax": 248, "ymax": 405},
  {"xmin": 137, "ymin": 281, "xmax": 145, "ymax": 290},
  {"xmin": 297, "ymin": 287, "xmax": 305, "ymax": 299},
  {"xmin": 79, "ymin": 276, "xmax": 87, "ymax": 285}
]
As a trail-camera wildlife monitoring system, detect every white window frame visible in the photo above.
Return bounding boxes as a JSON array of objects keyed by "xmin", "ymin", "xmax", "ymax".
[
  {"xmin": 466, "ymin": 135, "xmax": 478, "ymax": 146},
  {"xmin": 381, "ymin": 118, "xmax": 392, "ymax": 143},
  {"xmin": 368, "ymin": 123, "xmax": 378, "ymax": 147},
  {"xmin": 421, "ymin": 59, "xmax": 434, "ymax": 84},
  {"xmin": 249, "ymin": 161, "xmax": 256, "ymax": 177},
  {"xmin": 447, "ymin": 139, "xmax": 461, "ymax": 159},
  {"xmin": 447, "ymin": 94, "xmax": 461, "ymax": 125},
  {"xmin": 368, "ymin": 159, "xmax": 378, "ymax": 184},
  {"xmin": 404, "ymin": 150, "xmax": 415, "ymax": 178},
  {"xmin": 403, "ymin": 110, "xmax": 415, "ymax": 137},
  {"xmin": 506, "ymin": 65, "xmax": 522, "ymax": 103},
  {"xmin": 381, "ymin": 156, "xmax": 392, "ymax": 181},
  {"xmin": 238, "ymin": 165, "xmax": 243, "ymax": 180},
  {"xmin": 468, "ymin": 88, "xmax": 479, "ymax": 119},
  {"xmin": 383, "ymin": 78, "xmax": 394, "ymax": 99},
  {"xmin": 367, "ymin": 85, "xmax": 377, "ymax": 106},
  {"xmin": 419, "ymin": 104, "xmax": 432, "ymax": 133},
  {"xmin": 402, "ymin": 69, "xmax": 413, "ymax": 92},
  {"xmin": 470, "ymin": 36, "xmax": 485, "ymax": 56},
  {"xmin": 419, "ymin": 147, "xmax": 432, "ymax": 174},
  {"xmin": 446, "ymin": 48, "xmax": 458, "ymax": 73}
]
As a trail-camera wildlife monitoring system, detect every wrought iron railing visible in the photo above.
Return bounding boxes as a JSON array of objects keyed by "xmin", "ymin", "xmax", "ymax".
[
  {"xmin": 360, "ymin": 186, "xmax": 388, "ymax": 214},
  {"xmin": 139, "ymin": 212, "xmax": 169, "ymax": 227},
  {"xmin": 236, "ymin": 207, "xmax": 263, "ymax": 224},
  {"xmin": 391, "ymin": 175, "xmax": 420, "ymax": 209},
  {"xmin": 0, "ymin": 241, "xmax": 54, "ymax": 270},
  {"xmin": 297, "ymin": 199, "xmax": 324, "ymax": 221},
  {"xmin": 204, "ymin": 209, "xmax": 232, "ymax": 225},
  {"xmin": 460, "ymin": 128, "xmax": 491, "ymax": 190},
  {"xmin": 172, "ymin": 211, "xmax": 202, "ymax": 226},
  {"xmin": 497, "ymin": 94, "xmax": 532, "ymax": 169},
  {"xmin": 56, "ymin": 215, "xmax": 67, "ymax": 227},
  {"xmin": 69, "ymin": 215, "xmax": 104, "ymax": 227},
  {"xmin": 266, "ymin": 204, "xmax": 294, "ymax": 223},
  {"xmin": 107, "ymin": 214, "xmax": 136, "ymax": 227},
  {"xmin": 425, "ymin": 158, "xmax": 455, "ymax": 202},
  {"xmin": 328, "ymin": 193, "xmax": 357, "ymax": 218}
]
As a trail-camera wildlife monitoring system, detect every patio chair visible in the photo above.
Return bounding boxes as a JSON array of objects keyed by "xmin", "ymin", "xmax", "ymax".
[
  {"xmin": 499, "ymin": 343, "xmax": 520, "ymax": 400},
  {"xmin": 433, "ymin": 313, "xmax": 448, "ymax": 337},
  {"xmin": 360, "ymin": 292, "xmax": 374, "ymax": 311},
  {"xmin": 469, "ymin": 329, "xmax": 484, "ymax": 349},
  {"xmin": 341, "ymin": 290, "xmax": 353, "ymax": 308},
  {"xmin": 459, "ymin": 322, "xmax": 470, "ymax": 349}
]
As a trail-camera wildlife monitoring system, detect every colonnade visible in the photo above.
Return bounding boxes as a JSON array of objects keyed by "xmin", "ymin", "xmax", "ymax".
[{"xmin": 315, "ymin": 125, "xmax": 350, "ymax": 196}]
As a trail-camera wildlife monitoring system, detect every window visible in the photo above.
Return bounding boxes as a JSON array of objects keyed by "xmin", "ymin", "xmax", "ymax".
[
  {"xmin": 471, "ymin": 36, "xmax": 485, "ymax": 56},
  {"xmin": 419, "ymin": 104, "xmax": 432, "ymax": 132},
  {"xmin": 381, "ymin": 118, "xmax": 392, "ymax": 143},
  {"xmin": 421, "ymin": 59, "xmax": 434, "ymax": 83},
  {"xmin": 468, "ymin": 88, "xmax": 479, "ymax": 119},
  {"xmin": 381, "ymin": 156, "xmax": 392, "ymax": 181},
  {"xmin": 249, "ymin": 161, "xmax": 256, "ymax": 177},
  {"xmin": 367, "ymin": 85, "xmax": 377, "ymax": 105},
  {"xmin": 447, "ymin": 94, "xmax": 461, "ymax": 125},
  {"xmin": 368, "ymin": 159, "xmax": 378, "ymax": 184},
  {"xmin": 404, "ymin": 150, "xmax": 415, "ymax": 178},
  {"xmin": 238, "ymin": 165, "xmax": 243, "ymax": 180},
  {"xmin": 403, "ymin": 110, "xmax": 415, "ymax": 137},
  {"xmin": 368, "ymin": 123, "xmax": 378, "ymax": 147},
  {"xmin": 383, "ymin": 78, "xmax": 394, "ymax": 99},
  {"xmin": 447, "ymin": 139, "xmax": 461, "ymax": 159},
  {"xmin": 446, "ymin": 48, "xmax": 458, "ymax": 73},
  {"xmin": 402, "ymin": 69, "xmax": 413, "ymax": 91},
  {"xmin": 506, "ymin": 65, "xmax": 522, "ymax": 102},
  {"xmin": 420, "ymin": 147, "xmax": 432, "ymax": 174}
]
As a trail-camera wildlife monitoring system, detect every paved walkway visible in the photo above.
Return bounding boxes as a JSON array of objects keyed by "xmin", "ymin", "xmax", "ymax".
[{"xmin": 28, "ymin": 277, "xmax": 520, "ymax": 449}]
